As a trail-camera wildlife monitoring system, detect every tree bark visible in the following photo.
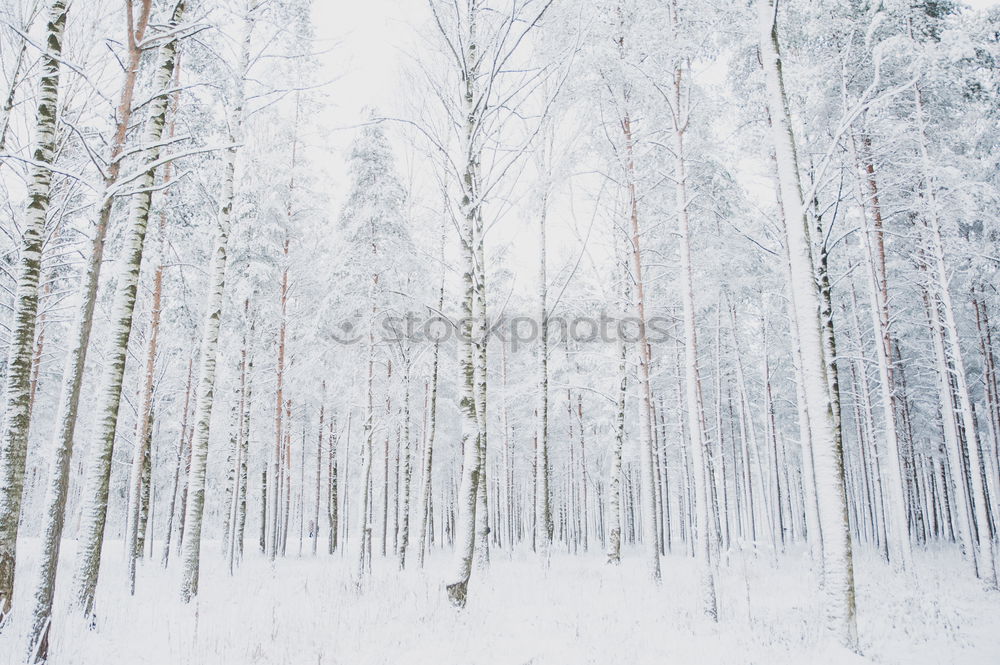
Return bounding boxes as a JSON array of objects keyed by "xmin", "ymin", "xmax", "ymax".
[
  {"xmin": 0, "ymin": 0, "xmax": 67, "ymax": 625},
  {"xmin": 179, "ymin": 7, "xmax": 249, "ymax": 601},
  {"xmin": 72, "ymin": 0, "xmax": 185, "ymax": 618},
  {"xmin": 759, "ymin": 0, "xmax": 857, "ymax": 646}
]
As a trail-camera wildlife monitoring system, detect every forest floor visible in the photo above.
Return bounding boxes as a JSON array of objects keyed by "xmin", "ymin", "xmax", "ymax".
[{"xmin": 1, "ymin": 540, "xmax": 997, "ymax": 664}]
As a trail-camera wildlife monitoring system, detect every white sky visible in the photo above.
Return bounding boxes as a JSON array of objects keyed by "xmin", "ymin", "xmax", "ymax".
[
  {"xmin": 312, "ymin": 0, "xmax": 423, "ymax": 142},
  {"xmin": 312, "ymin": 0, "xmax": 1000, "ymax": 131}
]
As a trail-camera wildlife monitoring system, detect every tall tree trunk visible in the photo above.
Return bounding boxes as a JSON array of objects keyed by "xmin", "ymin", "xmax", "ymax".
[
  {"xmin": 354, "ymin": 304, "xmax": 377, "ymax": 584},
  {"xmin": 25, "ymin": 0, "xmax": 156, "ymax": 645},
  {"xmin": 398, "ymin": 350, "xmax": 414, "ymax": 567},
  {"xmin": 126, "ymin": 137, "xmax": 173, "ymax": 595},
  {"xmin": 850, "ymin": 134, "xmax": 912, "ymax": 569},
  {"xmin": 913, "ymin": 85, "xmax": 997, "ymax": 588},
  {"xmin": 72, "ymin": 1, "xmax": 185, "ymax": 618},
  {"xmin": 534, "ymin": 184, "xmax": 553, "ymax": 556},
  {"xmin": 615, "ymin": 12, "xmax": 661, "ymax": 582},
  {"xmin": 313, "ymin": 389, "xmax": 324, "ymax": 555},
  {"xmin": 608, "ymin": 335, "xmax": 627, "ymax": 564},
  {"xmin": 759, "ymin": 0, "xmax": 857, "ymax": 646},
  {"xmin": 178, "ymin": 8, "xmax": 249, "ymax": 601},
  {"xmin": 327, "ymin": 414, "xmax": 339, "ymax": 554},
  {"xmin": 236, "ymin": 316, "xmax": 253, "ymax": 564},
  {"xmin": 925, "ymin": 286, "xmax": 976, "ymax": 570},
  {"xmin": 672, "ymin": 60, "xmax": 717, "ymax": 618},
  {"xmin": 445, "ymin": 0, "xmax": 484, "ymax": 608},
  {"xmin": 0, "ymin": 0, "xmax": 67, "ymax": 624},
  {"xmin": 417, "ymin": 270, "xmax": 444, "ymax": 568}
]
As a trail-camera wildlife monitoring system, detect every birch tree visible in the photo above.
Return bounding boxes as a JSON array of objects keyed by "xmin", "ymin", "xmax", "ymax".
[
  {"xmin": 0, "ymin": 0, "xmax": 66, "ymax": 623},
  {"xmin": 179, "ymin": 4, "xmax": 252, "ymax": 602},
  {"xmin": 73, "ymin": 0, "xmax": 187, "ymax": 618}
]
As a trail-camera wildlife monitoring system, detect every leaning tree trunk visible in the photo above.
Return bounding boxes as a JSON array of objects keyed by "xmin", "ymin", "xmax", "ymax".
[
  {"xmin": 179, "ymin": 11, "xmax": 249, "ymax": 600},
  {"xmin": 28, "ymin": 1, "xmax": 158, "ymax": 643},
  {"xmin": 0, "ymin": 11, "xmax": 31, "ymax": 152},
  {"xmin": 0, "ymin": 0, "xmax": 66, "ymax": 624},
  {"xmin": 759, "ymin": 0, "xmax": 858, "ymax": 647},
  {"xmin": 72, "ymin": 2, "xmax": 185, "ymax": 617}
]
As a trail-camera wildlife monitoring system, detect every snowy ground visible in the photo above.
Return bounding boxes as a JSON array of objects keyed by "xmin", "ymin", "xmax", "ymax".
[{"xmin": 1, "ymin": 542, "xmax": 997, "ymax": 664}]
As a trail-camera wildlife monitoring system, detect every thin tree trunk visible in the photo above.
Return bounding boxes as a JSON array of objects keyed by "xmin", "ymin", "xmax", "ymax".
[
  {"xmin": 672, "ymin": 59, "xmax": 717, "ymax": 618},
  {"xmin": 914, "ymin": 83, "xmax": 997, "ymax": 587},
  {"xmin": 608, "ymin": 335, "xmax": 627, "ymax": 564},
  {"xmin": 327, "ymin": 414, "xmax": 339, "ymax": 554},
  {"xmin": 179, "ymin": 9, "xmax": 248, "ymax": 601},
  {"xmin": 236, "ymin": 316, "xmax": 253, "ymax": 563},
  {"xmin": 613, "ymin": 11, "xmax": 661, "ymax": 580},
  {"xmin": 270, "ymin": 234, "xmax": 289, "ymax": 559},
  {"xmin": 126, "ymin": 141, "xmax": 173, "ymax": 595},
  {"xmin": 417, "ymin": 274, "xmax": 444, "ymax": 567}
]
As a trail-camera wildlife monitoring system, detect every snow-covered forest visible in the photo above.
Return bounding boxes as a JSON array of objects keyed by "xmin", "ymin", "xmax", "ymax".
[{"xmin": 0, "ymin": 0, "xmax": 998, "ymax": 662}]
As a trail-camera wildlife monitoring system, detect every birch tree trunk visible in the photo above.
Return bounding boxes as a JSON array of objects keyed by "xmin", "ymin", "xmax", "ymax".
[
  {"xmin": 607, "ymin": 335, "xmax": 627, "ymax": 564},
  {"xmin": 235, "ymin": 319, "xmax": 253, "ymax": 564},
  {"xmin": 445, "ymin": 0, "xmax": 484, "ymax": 608},
  {"xmin": 178, "ymin": 7, "xmax": 249, "ymax": 602},
  {"xmin": 72, "ymin": 0, "xmax": 185, "ymax": 619},
  {"xmin": 398, "ymin": 346, "xmax": 414, "ymax": 567},
  {"xmin": 28, "ymin": 6, "xmax": 159, "ymax": 643},
  {"xmin": 417, "ymin": 269, "xmax": 444, "ymax": 568},
  {"xmin": 758, "ymin": 0, "xmax": 857, "ymax": 647},
  {"xmin": 0, "ymin": 0, "xmax": 66, "ymax": 623}
]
